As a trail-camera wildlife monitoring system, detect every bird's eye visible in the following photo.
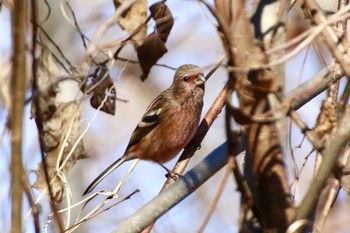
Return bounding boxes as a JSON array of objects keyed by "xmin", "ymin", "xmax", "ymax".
[{"xmin": 183, "ymin": 76, "xmax": 189, "ymax": 82}]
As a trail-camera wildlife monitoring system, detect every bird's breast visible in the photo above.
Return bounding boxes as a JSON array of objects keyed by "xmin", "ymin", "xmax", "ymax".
[{"xmin": 138, "ymin": 99, "xmax": 203, "ymax": 164}]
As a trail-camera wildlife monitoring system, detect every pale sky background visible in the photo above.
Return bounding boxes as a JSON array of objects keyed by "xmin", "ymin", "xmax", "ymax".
[{"xmin": 0, "ymin": 1, "xmax": 349, "ymax": 233}]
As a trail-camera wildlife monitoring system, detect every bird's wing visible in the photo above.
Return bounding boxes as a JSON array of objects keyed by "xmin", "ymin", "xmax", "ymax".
[{"xmin": 125, "ymin": 92, "xmax": 166, "ymax": 151}]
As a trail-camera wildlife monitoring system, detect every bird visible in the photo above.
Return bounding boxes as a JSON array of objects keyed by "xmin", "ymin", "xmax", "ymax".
[{"xmin": 83, "ymin": 64, "xmax": 205, "ymax": 195}]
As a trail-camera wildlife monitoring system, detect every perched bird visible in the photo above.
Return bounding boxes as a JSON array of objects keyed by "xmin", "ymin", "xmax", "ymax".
[{"xmin": 83, "ymin": 64, "xmax": 205, "ymax": 195}]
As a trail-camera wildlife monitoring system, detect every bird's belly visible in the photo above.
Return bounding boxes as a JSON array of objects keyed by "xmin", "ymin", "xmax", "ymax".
[{"xmin": 139, "ymin": 109, "xmax": 200, "ymax": 163}]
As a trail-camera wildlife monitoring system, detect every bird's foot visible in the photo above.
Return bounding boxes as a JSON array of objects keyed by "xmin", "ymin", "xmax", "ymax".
[
  {"xmin": 158, "ymin": 163, "xmax": 182, "ymax": 181},
  {"xmin": 165, "ymin": 172, "xmax": 181, "ymax": 181}
]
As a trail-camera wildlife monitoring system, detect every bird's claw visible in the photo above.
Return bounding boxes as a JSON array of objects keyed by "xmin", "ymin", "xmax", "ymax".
[{"xmin": 165, "ymin": 172, "xmax": 181, "ymax": 181}]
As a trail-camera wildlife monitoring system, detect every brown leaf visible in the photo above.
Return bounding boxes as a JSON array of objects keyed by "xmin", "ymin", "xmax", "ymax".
[
  {"xmin": 149, "ymin": 2, "xmax": 174, "ymax": 43},
  {"xmin": 136, "ymin": 34, "xmax": 168, "ymax": 81},
  {"xmin": 137, "ymin": 2, "xmax": 174, "ymax": 80},
  {"xmin": 90, "ymin": 74, "xmax": 116, "ymax": 115},
  {"xmin": 82, "ymin": 66, "xmax": 116, "ymax": 115}
]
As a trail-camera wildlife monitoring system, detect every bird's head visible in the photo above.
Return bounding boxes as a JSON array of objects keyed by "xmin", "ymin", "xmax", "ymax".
[{"xmin": 172, "ymin": 64, "xmax": 205, "ymax": 98}]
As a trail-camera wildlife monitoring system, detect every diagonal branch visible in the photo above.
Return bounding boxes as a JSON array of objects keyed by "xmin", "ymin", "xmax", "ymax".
[
  {"xmin": 112, "ymin": 142, "xmax": 233, "ymax": 233},
  {"xmin": 294, "ymin": 111, "xmax": 350, "ymax": 232}
]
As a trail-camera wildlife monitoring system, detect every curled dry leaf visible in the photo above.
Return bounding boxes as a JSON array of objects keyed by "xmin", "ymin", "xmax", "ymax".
[
  {"xmin": 32, "ymin": 48, "xmax": 87, "ymax": 203},
  {"xmin": 314, "ymin": 101, "xmax": 338, "ymax": 139},
  {"xmin": 34, "ymin": 101, "xmax": 88, "ymax": 203},
  {"xmin": 114, "ymin": 0, "xmax": 148, "ymax": 47},
  {"xmin": 31, "ymin": 47, "xmax": 60, "ymax": 121},
  {"xmin": 136, "ymin": 34, "xmax": 168, "ymax": 81},
  {"xmin": 115, "ymin": 1, "xmax": 174, "ymax": 81},
  {"xmin": 137, "ymin": 2, "xmax": 174, "ymax": 80},
  {"xmin": 149, "ymin": 2, "xmax": 173, "ymax": 43},
  {"xmin": 81, "ymin": 66, "xmax": 116, "ymax": 115},
  {"xmin": 90, "ymin": 75, "xmax": 116, "ymax": 115}
]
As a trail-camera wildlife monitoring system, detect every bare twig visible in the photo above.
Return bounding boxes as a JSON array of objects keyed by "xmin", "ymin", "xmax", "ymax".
[
  {"xmin": 294, "ymin": 112, "xmax": 350, "ymax": 232},
  {"xmin": 22, "ymin": 167, "xmax": 40, "ymax": 233},
  {"xmin": 65, "ymin": 2, "xmax": 88, "ymax": 49},
  {"xmin": 65, "ymin": 189, "xmax": 140, "ymax": 233},
  {"xmin": 30, "ymin": 1, "xmax": 66, "ymax": 231},
  {"xmin": 299, "ymin": 0, "xmax": 350, "ymax": 76},
  {"xmin": 36, "ymin": 24, "xmax": 74, "ymax": 74},
  {"xmin": 10, "ymin": 0, "xmax": 27, "ymax": 232},
  {"xmin": 81, "ymin": 0, "xmax": 137, "ymax": 74}
]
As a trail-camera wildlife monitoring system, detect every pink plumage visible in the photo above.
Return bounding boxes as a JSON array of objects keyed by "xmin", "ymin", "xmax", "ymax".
[{"xmin": 84, "ymin": 64, "xmax": 205, "ymax": 195}]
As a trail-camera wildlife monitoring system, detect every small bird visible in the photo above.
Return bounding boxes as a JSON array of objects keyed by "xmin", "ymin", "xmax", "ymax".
[{"xmin": 83, "ymin": 64, "xmax": 205, "ymax": 195}]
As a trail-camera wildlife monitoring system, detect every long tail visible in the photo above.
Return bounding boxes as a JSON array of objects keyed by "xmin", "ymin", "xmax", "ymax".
[{"xmin": 83, "ymin": 156, "xmax": 126, "ymax": 195}]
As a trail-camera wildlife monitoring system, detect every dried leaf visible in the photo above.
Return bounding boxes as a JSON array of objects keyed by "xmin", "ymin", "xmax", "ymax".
[
  {"xmin": 137, "ymin": 2, "xmax": 174, "ymax": 80},
  {"xmin": 149, "ymin": 2, "xmax": 173, "ymax": 43},
  {"xmin": 82, "ymin": 66, "xmax": 116, "ymax": 115},
  {"xmin": 114, "ymin": 0, "xmax": 148, "ymax": 47},
  {"xmin": 31, "ymin": 47, "xmax": 60, "ymax": 121},
  {"xmin": 34, "ymin": 101, "xmax": 87, "ymax": 203},
  {"xmin": 90, "ymin": 73, "xmax": 116, "ymax": 115},
  {"xmin": 136, "ymin": 34, "xmax": 167, "ymax": 81},
  {"xmin": 32, "ymin": 48, "xmax": 87, "ymax": 203}
]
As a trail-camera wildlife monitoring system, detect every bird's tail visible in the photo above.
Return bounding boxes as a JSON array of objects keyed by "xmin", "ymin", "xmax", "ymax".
[{"xmin": 83, "ymin": 156, "xmax": 126, "ymax": 195}]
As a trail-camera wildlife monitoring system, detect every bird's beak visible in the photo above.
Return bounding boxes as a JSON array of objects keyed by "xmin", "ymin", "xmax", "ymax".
[{"xmin": 195, "ymin": 74, "xmax": 205, "ymax": 85}]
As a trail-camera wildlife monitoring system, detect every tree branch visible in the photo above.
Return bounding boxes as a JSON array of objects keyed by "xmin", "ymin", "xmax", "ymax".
[
  {"xmin": 112, "ymin": 142, "xmax": 234, "ymax": 233},
  {"xmin": 299, "ymin": 0, "xmax": 350, "ymax": 76},
  {"xmin": 10, "ymin": 0, "xmax": 27, "ymax": 232},
  {"xmin": 294, "ymin": 111, "xmax": 350, "ymax": 232}
]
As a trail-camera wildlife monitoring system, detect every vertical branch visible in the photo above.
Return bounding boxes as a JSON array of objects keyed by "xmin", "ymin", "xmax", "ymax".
[
  {"xmin": 30, "ymin": 0, "xmax": 65, "ymax": 231},
  {"xmin": 10, "ymin": 0, "xmax": 27, "ymax": 232},
  {"xmin": 205, "ymin": 0, "xmax": 295, "ymax": 231},
  {"xmin": 312, "ymin": 1, "xmax": 349, "ymax": 231}
]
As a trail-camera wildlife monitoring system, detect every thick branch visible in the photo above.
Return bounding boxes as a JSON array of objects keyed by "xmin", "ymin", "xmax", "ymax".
[{"xmin": 112, "ymin": 142, "xmax": 234, "ymax": 233}]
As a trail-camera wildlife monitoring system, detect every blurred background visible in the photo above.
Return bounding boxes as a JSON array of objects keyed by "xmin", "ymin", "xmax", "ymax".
[{"xmin": 0, "ymin": 0, "xmax": 349, "ymax": 232}]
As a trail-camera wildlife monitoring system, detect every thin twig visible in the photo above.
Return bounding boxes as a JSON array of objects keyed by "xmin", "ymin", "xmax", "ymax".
[
  {"xmin": 30, "ymin": 0, "xmax": 66, "ymax": 231},
  {"xmin": 294, "ymin": 112, "xmax": 350, "ymax": 232},
  {"xmin": 65, "ymin": 189, "xmax": 140, "ymax": 233},
  {"xmin": 81, "ymin": 0, "xmax": 137, "ymax": 74},
  {"xmin": 299, "ymin": 0, "xmax": 350, "ymax": 76},
  {"xmin": 22, "ymin": 167, "xmax": 40, "ymax": 233},
  {"xmin": 10, "ymin": 0, "xmax": 27, "ymax": 232},
  {"xmin": 65, "ymin": 2, "xmax": 88, "ymax": 49}
]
